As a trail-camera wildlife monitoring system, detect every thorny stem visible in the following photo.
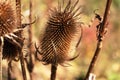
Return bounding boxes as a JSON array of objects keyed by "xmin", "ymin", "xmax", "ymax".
[
  {"xmin": 100, "ymin": 0, "xmax": 112, "ymax": 36},
  {"xmin": 0, "ymin": 37, "xmax": 3, "ymax": 80},
  {"xmin": 84, "ymin": 0, "xmax": 112, "ymax": 80},
  {"xmin": 19, "ymin": 51, "xmax": 27, "ymax": 80},
  {"xmin": 16, "ymin": 0, "xmax": 27, "ymax": 80},
  {"xmin": 51, "ymin": 64, "xmax": 58, "ymax": 80},
  {"xmin": 26, "ymin": 0, "xmax": 34, "ymax": 80}
]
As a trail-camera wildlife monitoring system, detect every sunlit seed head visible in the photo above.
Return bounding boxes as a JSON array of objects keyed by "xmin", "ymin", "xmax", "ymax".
[{"xmin": 40, "ymin": 0, "xmax": 82, "ymax": 65}]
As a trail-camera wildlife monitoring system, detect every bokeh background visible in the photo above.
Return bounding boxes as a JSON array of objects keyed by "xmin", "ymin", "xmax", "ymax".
[{"xmin": 2, "ymin": 0, "xmax": 120, "ymax": 80}]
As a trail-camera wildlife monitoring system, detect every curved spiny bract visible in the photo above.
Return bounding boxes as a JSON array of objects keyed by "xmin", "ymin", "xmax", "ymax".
[
  {"xmin": 40, "ymin": 0, "xmax": 82, "ymax": 65},
  {"xmin": 2, "ymin": 30, "xmax": 23, "ymax": 61},
  {"xmin": 0, "ymin": 0, "xmax": 16, "ymax": 36},
  {"xmin": 2, "ymin": 38, "xmax": 19, "ymax": 61}
]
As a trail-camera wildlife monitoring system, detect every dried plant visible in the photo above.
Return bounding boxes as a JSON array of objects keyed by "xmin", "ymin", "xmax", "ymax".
[
  {"xmin": 0, "ymin": 0, "xmax": 18, "ymax": 79},
  {"xmin": 35, "ymin": 0, "xmax": 82, "ymax": 80},
  {"xmin": 84, "ymin": 0, "xmax": 112, "ymax": 80},
  {"xmin": 0, "ymin": 0, "xmax": 17, "ymax": 36},
  {"xmin": 24, "ymin": 0, "xmax": 35, "ymax": 80},
  {"xmin": 0, "ymin": 0, "xmax": 25, "ymax": 61},
  {"xmin": 15, "ymin": 0, "xmax": 27, "ymax": 80}
]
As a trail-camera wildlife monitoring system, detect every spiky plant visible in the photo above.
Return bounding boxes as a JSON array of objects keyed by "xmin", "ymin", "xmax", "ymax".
[
  {"xmin": 0, "ymin": 0, "xmax": 24, "ymax": 61},
  {"xmin": 0, "ymin": 0, "xmax": 33, "ymax": 61},
  {"xmin": 0, "ymin": 0, "xmax": 16, "ymax": 36},
  {"xmin": 36, "ymin": 0, "xmax": 82, "ymax": 80},
  {"xmin": 0, "ymin": 0, "xmax": 18, "ymax": 79},
  {"xmin": 0, "ymin": 0, "xmax": 34, "ymax": 79}
]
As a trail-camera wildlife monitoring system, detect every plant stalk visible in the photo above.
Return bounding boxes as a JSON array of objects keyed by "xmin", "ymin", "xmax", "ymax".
[
  {"xmin": 27, "ymin": 0, "xmax": 34, "ymax": 80},
  {"xmin": 51, "ymin": 64, "xmax": 58, "ymax": 80},
  {"xmin": 16, "ymin": 0, "xmax": 27, "ymax": 80},
  {"xmin": 84, "ymin": 0, "xmax": 112, "ymax": 80},
  {"xmin": 0, "ymin": 37, "xmax": 3, "ymax": 80}
]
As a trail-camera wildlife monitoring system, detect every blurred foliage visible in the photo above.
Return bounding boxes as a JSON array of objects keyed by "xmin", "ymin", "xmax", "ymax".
[
  {"xmin": 81, "ymin": 0, "xmax": 120, "ymax": 80},
  {"xmin": 2, "ymin": 0, "xmax": 120, "ymax": 80}
]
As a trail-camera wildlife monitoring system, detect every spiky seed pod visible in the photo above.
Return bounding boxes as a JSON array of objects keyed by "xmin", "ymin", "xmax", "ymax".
[
  {"xmin": 0, "ymin": 0, "xmax": 20, "ymax": 61},
  {"xmin": 40, "ymin": 0, "xmax": 82, "ymax": 65},
  {"xmin": 0, "ymin": 0, "xmax": 16, "ymax": 36},
  {"xmin": 0, "ymin": 0, "xmax": 23, "ymax": 61}
]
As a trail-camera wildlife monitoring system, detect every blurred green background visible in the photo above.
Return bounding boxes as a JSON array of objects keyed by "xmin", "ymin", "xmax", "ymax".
[{"xmin": 2, "ymin": 0, "xmax": 120, "ymax": 80}]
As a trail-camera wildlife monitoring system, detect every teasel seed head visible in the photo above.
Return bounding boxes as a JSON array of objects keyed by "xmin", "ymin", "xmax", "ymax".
[
  {"xmin": 0, "ymin": 0, "xmax": 16, "ymax": 36},
  {"xmin": 38, "ymin": 0, "xmax": 82, "ymax": 65}
]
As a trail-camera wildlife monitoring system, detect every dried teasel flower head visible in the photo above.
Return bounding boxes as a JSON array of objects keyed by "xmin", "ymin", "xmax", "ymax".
[
  {"xmin": 0, "ymin": 0, "xmax": 16, "ymax": 36},
  {"xmin": 37, "ymin": 0, "xmax": 82, "ymax": 65}
]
